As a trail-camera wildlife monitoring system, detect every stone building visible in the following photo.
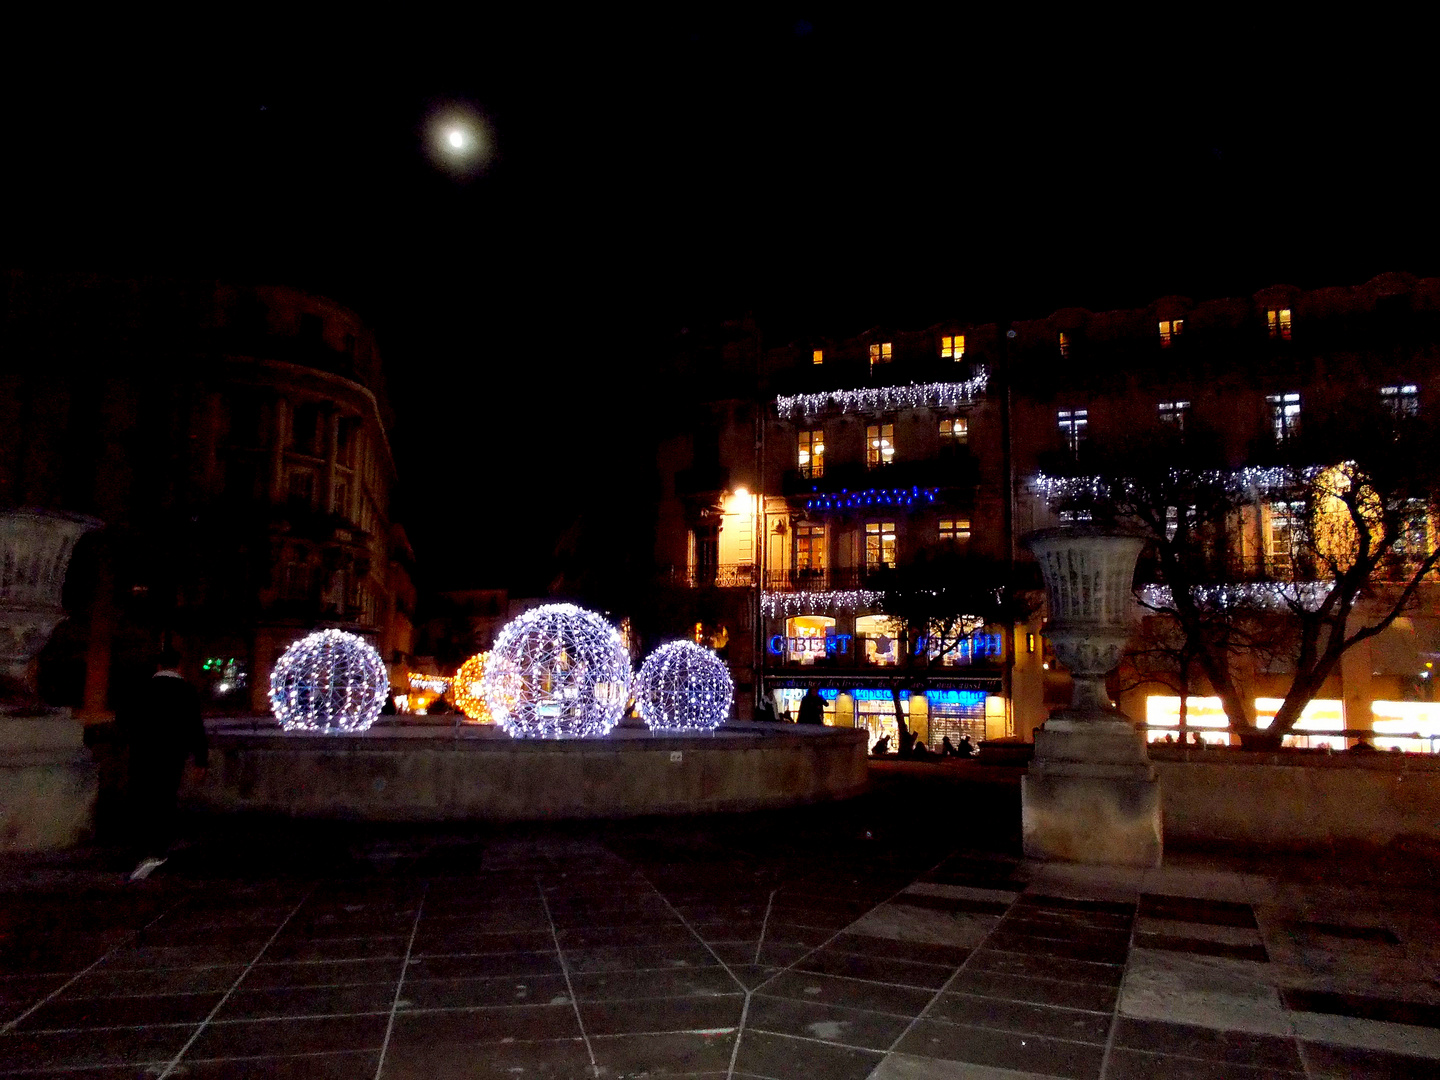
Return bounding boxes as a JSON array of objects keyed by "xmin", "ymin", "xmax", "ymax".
[
  {"xmin": 0, "ymin": 272, "xmax": 414, "ymax": 716},
  {"xmin": 653, "ymin": 273, "xmax": 1440, "ymax": 751}
]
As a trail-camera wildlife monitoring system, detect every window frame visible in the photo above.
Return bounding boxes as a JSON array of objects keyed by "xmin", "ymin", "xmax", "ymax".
[
  {"xmin": 797, "ymin": 429, "xmax": 825, "ymax": 479},
  {"xmin": 866, "ymin": 422, "xmax": 895, "ymax": 468},
  {"xmin": 1057, "ymin": 408, "xmax": 1088, "ymax": 456},
  {"xmin": 864, "ymin": 520, "xmax": 897, "ymax": 570},
  {"xmin": 940, "ymin": 334, "xmax": 965, "ymax": 360}
]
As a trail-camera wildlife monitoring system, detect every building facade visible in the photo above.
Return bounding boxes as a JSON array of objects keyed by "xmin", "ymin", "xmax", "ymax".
[
  {"xmin": 1, "ymin": 272, "xmax": 414, "ymax": 716},
  {"xmin": 654, "ymin": 273, "xmax": 1440, "ymax": 751}
]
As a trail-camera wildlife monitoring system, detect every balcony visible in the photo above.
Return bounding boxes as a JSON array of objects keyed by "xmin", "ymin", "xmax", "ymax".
[
  {"xmin": 660, "ymin": 563, "xmax": 756, "ymax": 588},
  {"xmin": 781, "ymin": 453, "xmax": 977, "ymax": 503},
  {"xmin": 764, "ymin": 567, "xmax": 872, "ymax": 591}
]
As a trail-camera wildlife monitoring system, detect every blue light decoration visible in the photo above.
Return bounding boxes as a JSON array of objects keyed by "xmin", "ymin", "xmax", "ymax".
[
  {"xmin": 269, "ymin": 629, "xmax": 389, "ymax": 733},
  {"xmin": 635, "ymin": 640, "xmax": 733, "ymax": 732},
  {"xmin": 804, "ymin": 486, "xmax": 940, "ymax": 513},
  {"xmin": 481, "ymin": 603, "xmax": 631, "ymax": 739}
]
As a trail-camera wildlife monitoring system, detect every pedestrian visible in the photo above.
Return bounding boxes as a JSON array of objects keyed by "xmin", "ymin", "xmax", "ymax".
[
  {"xmin": 753, "ymin": 695, "xmax": 777, "ymax": 723},
  {"xmin": 941, "ymin": 736, "xmax": 956, "ymax": 757},
  {"xmin": 118, "ymin": 648, "xmax": 208, "ymax": 881},
  {"xmin": 957, "ymin": 734, "xmax": 976, "ymax": 758},
  {"xmin": 797, "ymin": 687, "xmax": 826, "ymax": 725}
]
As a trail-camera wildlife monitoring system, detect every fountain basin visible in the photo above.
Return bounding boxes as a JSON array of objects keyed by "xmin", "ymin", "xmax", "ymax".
[{"xmin": 184, "ymin": 720, "xmax": 870, "ymax": 821}]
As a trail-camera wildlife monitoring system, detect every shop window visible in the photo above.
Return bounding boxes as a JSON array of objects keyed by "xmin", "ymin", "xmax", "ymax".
[
  {"xmin": 939, "ymin": 417, "xmax": 968, "ymax": 444},
  {"xmin": 854, "ymin": 688, "xmax": 906, "ymax": 751},
  {"xmin": 866, "ymin": 423, "xmax": 895, "ymax": 468},
  {"xmin": 1267, "ymin": 392, "xmax": 1300, "ymax": 442},
  {"xmin": 941, "ymin": 334, "xmax": 965, "ymax": 360},
  {"xmin": 865, "ymin": 521, "xmax": 896, "ymax": 570},
  {"xmin": 793, "ymin": 522, "xmax": 827, "ymax": 578},
  {"xmin": 774, "ymin": 687, "xmax": 836, "ymax": 724},
  {"xmin": 798, "ymin": 429, "xmax": 825, "ymax": 478},
  {"xmin": 812, "ymin": 349, "xmax": 824, "ymax": 365},
  {"xmin": 1057, "ymin": 409, "xmax": 1087, "ymax": 456},
  {"xmin": 1255, "ymin": 697, "xmax": 1343, "ymax": 749},
  {"xmin": 939, "ymin": 518, "xmax": 971, "ymax": 545},
  {"xmin": 1267, "ymin": 308, "xmax": 1292, "ymax": 340},
  {"xmin": 1157, "ymin": 401, "xmax": 1190, "ymax": 434},
  {"xmin": 1158, "ymin": 319, "xmax": 1184, "ymax": 347},
  {"xmin": 783, "ymin": 615, "xmax": 836, "ymax": 664},
  {"xmin": 869, "ymin": 342, "xmax": 893, "ymax": 366},
  {"xmin": 1381, "ymin": 384, "xmax": 1419, "ymax": 418},
  {"xmin": 855, "ymin": 614, "xmax": 899, "ymax": 666}
]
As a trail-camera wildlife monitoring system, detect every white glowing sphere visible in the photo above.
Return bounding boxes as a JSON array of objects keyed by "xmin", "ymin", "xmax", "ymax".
[
  {"xmin": 447, "ymin": 129, "xmax": 465, "ymax": 149},
  {"xmin": 481, "ymin": 604, "xmax": 631, "ymax": 738},
  {"xmin": 269, "ymin": 629, "xmax": 388, "ymax": 733},
  {"xmin": 636, "ymin": 640, "xmax": 733, "ymax": 733}
]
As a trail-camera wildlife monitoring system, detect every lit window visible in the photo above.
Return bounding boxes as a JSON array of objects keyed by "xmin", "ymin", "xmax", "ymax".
[
  {"xmin": 812, "ymin": 349, "xmax": 824, "ymax": 366},
  {"xmin": 939, "ymin": 518, "xmax": 971, "ymax": 545},
  {"xmin": 869, "ymin": 342, "xmax": 893, "ymax": 366},
  {"xmin": 866, "ymin": 423, "xmax": 895, "ymax": 468},
  {"xmin": 1267, "ymin": 500, "xmax": 1304, "ymax": 574},
  {"xmin": 941, "ymin": 334, "xmax": 965, "ymax": 360},
  {"xmin": 1159, "ymin": 319, "xmax": 1184, "ymax": 347},
  {"xmin": 1381, "ymin": 384, "xmax": 1420, "ymax": 418},
  {"xmin": 1267, "ymin": 392, "xmax": 1300, "ymax": 442},
  {"xmin": 865, "ymin": 521, "xmax": 897, "ymax": 569},
  {"xmin": 797, "ymin": 430, "xmax": 825, "ymax": 478},
  {"xmin": 1057, "ymin": 409, "xmax": 1088, "ymax": 455},
  {"xmin": 1059, "ymin": 331, "xmax": 1071, "ymax": 359},
  {"xmin": 794, "ymin": 523, "xmax": 827, "ymax": 575},
  {"xmin": 1157, "ymin": 401, "xmax": 1190, "ymax": 433},
  {"xmin": 1267, "ymin": 308, "xmax": 1292, "ymax": 340},
  {"xmin": 939, "ymin": 417, "xmax": 968, "ymax": 444}
]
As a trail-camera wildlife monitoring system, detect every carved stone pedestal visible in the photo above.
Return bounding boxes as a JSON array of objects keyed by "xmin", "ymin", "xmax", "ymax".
[
  {"xmin": 1022, "ymin": 527, "xmax": 1162, "ymax": 868},
  {"xmin": 0, "ymin": 508, "xmax": 102, "ymax": 853}
]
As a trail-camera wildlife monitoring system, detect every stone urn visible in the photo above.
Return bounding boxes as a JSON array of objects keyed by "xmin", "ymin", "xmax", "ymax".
[
  {"xmin": 0, "ymin": 507, "xmax": 102, "ymax": 852},
  {"xmin": 1022, "ymin": 526, "xmax": 1162, "ymax": 867}
]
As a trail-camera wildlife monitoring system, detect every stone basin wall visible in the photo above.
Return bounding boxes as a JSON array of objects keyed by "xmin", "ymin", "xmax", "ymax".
[
  {"xmin": 1149, "ymin": 745, "xmax": 1440, "ymax": 847},
  {"xmin": 182, "ymin": 721, "xmax": 870, "ymax": 822}
]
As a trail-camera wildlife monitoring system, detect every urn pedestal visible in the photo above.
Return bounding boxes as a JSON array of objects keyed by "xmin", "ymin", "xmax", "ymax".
[
  {"xmin": 1022, "ymin": 527, "xmax": 1162, "ymax": 868},
  {"xmin": 0, "ymin": 509, "xmax": 102, "ymax": 853}
]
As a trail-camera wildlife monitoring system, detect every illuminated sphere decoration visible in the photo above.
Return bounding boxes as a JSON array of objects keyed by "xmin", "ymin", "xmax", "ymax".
[
  {"xmin": 636, "ymin": 640, "xmax": 734, "ymax": 733},
  {"xmin": 269, "ymin": 629, "xmax": 388, "ymax": 734},
  {"xmin": 481, "ymin": 604, "xmax": 631, "ymax": 739},
  {"xmin": 452, "ymin": 651, "xmax": 493, "ymax": 723}
]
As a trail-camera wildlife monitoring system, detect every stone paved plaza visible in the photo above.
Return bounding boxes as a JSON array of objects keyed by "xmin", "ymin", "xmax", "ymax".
[{"xmin": 2, "ymin": 771, "xmax": 1439, "ymax": 1079}]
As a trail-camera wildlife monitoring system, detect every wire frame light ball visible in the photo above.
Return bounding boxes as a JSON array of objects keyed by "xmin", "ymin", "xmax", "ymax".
[
  {"xmin": 452, "ymin": 651, "xmax": 493, "ymax": 722},
  {"xmin": 481, "ymin": 604, "xmax": 631, "ymax": 738},
  {"xmin": 269, "ymin": 629, "xmax": 389, "ymax": 733},
  {"xmin": 636, "ymin": 640, "xmax": 734, "ymax": 733}
]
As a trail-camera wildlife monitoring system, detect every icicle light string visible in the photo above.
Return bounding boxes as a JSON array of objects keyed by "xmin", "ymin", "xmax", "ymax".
[{"xmin": 776, "ymin": 371, "xmax": 988, "ymax": 421}]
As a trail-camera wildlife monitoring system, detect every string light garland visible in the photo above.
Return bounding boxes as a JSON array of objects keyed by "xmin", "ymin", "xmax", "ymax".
[
  {"xmin": 635, "ymin": 640, "xmax": 733, "ymax": 732},
  {"xmin": 804, "ymin": 486, "xmax": 939, "ymax": 512},
  {"xmin": 1034, "ymin": 465, "xmax": 1322, "ymax": 502},
  {"xmin": 451, "ymin": 651, "xmax": 492, "ymax": 723},
  {"xmin": 776, "ymin": 371, "xmax": 988, "ymax": 421},
  {"xmin": 269, "ymin": 629, "xmax": 389, "ymax": 733},
  {"xmin": 481, "ymin": 604, "xmax": 631, "ymax": 739},
  {"xmin": 1140, "ymin": 582, "xmax": 1330, "ymax": 612},
  {"xmin": 762, "ymin": 589, "xmax": 883, "ymax": 618}
]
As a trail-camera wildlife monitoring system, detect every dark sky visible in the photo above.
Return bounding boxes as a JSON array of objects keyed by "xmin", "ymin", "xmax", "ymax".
[{"xmin": 6, "ymin": 14, "xmax": 1439, "ymax": 593}]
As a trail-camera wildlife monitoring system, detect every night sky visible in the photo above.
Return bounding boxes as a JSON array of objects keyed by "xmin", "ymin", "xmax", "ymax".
[{"xmin": 6, "ymin": 14, "xmax": 1438, "ymax": 593}]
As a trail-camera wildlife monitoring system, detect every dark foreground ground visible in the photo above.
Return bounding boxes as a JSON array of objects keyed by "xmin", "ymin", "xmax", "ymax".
[{"xmin": 3, "ymin": 765, "xmax": 1439, "ymax": 1079}]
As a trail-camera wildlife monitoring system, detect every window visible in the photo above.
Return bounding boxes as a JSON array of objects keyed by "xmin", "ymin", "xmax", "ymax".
[
  {"xmin": 290, "ymin": 403, "xmax": 322, "ymax": 455},
  {"xmin": 1391, "ymin": 499, "xmax": 1431, "ymax": 575},
  {"xmin": 798, "ymin": 430, "xmax": 825, "ymax": 478},
  {"xmin": 866, "ymin": 423, "xmax": 895, "ymax": 468},
  {"xmin": 869, "ymin": 342, "xmax": 893, "ymax": 366},
  {"xmin": 1381, "ymin": 384, "xmax": 1420, "ymax": 418},
  {"xmin": 856, "ymin": 614, "xmax": 899, "ymax": 667},
  {"xmin": 1267, "ymin": 501, "xmax": 1304, "ymax": 574},
  {"xmin": 939, "ymin": 518, "xmax": 971, "ymax": 545},
  {"xmin": 1059, "ymin": 331, "xmax": 1071, "ymax": 359},
  {"xmin": 939, "ymin": 417, "xmax": 968, "ymax": 444},
  {"xmin": 865, "ymin": 521, "xmax": 897, "ymax": 569},
  {"xmin": 287, "ymin": 469, "xmax": 315, "ymax": 508},
  {"xmin": 1267, "ymin": 393, "xmax": 1301, "ymax": 442},
  {"xmin": 332, "ymin": 480, "xmax": 349, "ymax": 518},
  {"xmin": 1159, "ymin": 319, "xmax": 1184, "ymax": 347},
  {"xmin": 1157, "ymin": 401, "xmax": 1190, "ymax": 434},
  {"xmin": 1267, "ymin": 308, "xmax": 1292, "ymax": 340},
  {"xmin": 1057, "ymin": 409, "xmax": 1088, "ymax": 456},
  {"xmin": 941, "ymin": 334, "xmax": 965, "ymax": 360},
  {"xmin": 812, "ymin": 349, "xmax": 824, "ymax": 365},
  {"xmin": 793, "ymin": 522, "xmax": 827, "ymax": 576}
]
